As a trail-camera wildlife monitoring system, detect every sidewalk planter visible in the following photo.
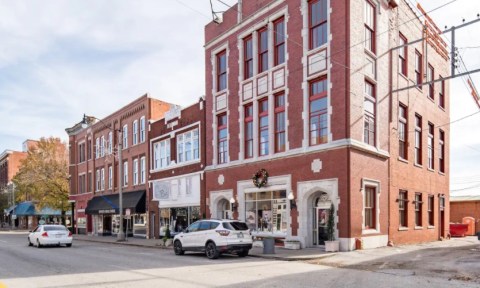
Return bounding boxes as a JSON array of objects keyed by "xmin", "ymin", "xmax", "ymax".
[
  {"xmin": 325, "ymin": 240, "xmax": 340, "ymax": 252},
  {"xmin": 263, "ymin": 237, "xmax": 275, "ymax": 254},
  {"xmin": 164, "ymin": 239, "xmax": 173, "ymax": 247},
  {"xmin": 284, "ymin": 241, "xmax": 301, "ymax": 250}
]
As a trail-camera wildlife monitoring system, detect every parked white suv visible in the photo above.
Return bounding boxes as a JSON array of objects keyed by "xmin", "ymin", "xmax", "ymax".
[{"xmin": 173, "ymin": 219, "xmax": 253, "ymax": 259}]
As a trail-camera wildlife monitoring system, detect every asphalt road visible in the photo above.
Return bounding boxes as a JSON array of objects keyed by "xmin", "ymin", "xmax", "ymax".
[{"xmin": 0, "ymin": 231, "xmax": 477, "ymax": 288}]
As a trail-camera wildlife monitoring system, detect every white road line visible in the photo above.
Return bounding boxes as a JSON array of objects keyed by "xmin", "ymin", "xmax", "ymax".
[{"xmin": 0, "ymin": 240, "xmax": 7, "ymax": 243}]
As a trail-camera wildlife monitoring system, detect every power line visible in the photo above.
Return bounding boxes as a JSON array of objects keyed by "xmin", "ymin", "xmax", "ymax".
[{"xmin": 173, "ymin": 0, "xmax": 211, "ymax": 19}]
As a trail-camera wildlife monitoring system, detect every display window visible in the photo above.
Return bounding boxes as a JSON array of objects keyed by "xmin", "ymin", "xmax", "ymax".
[
  {"xmin": 245, "ymin": 190, "xmax": 287, "ymax": 235},
  {"xmin": 159, "ymin": 206, "xmax": 201, "ymax": 236}
]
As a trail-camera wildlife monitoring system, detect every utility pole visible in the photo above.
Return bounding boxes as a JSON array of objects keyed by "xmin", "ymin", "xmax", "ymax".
[
  {"xmin": 117, "ymin": 129, "xmax": 125, "ymax": 241},
  {"xmin": 9, "ymin": 182, "xmax": 15, "ymax": 229}
]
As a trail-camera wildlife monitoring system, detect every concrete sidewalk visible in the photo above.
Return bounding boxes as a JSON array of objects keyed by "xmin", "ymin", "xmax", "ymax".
[{"xmin": 72, "ymin": 234, "xmax": 334, "ymax": 261}]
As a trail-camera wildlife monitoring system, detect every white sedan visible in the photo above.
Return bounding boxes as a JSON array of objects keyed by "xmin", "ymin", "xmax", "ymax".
[{"xmin": 28, "ymin": 225, "xmax": 73, "ymax": 248}]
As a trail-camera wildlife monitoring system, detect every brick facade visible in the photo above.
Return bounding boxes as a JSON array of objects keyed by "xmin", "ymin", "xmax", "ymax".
[{"xmin": 203, "ymin": 0, "xmax": 449, "ymax": 250}]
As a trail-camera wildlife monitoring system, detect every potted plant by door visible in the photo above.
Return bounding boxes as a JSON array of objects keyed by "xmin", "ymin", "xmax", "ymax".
[{"xmin": 324, "ymin": 203, "xmax": 340, "ymax": 252}]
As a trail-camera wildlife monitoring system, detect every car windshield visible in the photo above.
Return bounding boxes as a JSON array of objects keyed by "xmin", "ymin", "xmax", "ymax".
[
  {"xmin": 222, "ymin": 221, "xmax": 249, "ymax": 231},
  {"xmin": 44, "ymin": 226, "xmax": 67, "ymax": 231}
]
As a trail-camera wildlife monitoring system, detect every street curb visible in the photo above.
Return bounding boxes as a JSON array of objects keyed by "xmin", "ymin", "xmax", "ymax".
[
  {"xmin": 74, "ymin": 237, "xmax": 173, "ymax": 250},
  {"xmin": 248, "ymin": 252, "xmax": 337, "ymax": 262}
]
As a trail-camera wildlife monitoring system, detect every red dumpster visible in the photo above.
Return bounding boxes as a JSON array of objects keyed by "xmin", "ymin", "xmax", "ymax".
[{"xmin": 450, "ymin": 223, "xmax": 468, "ymax": 237}]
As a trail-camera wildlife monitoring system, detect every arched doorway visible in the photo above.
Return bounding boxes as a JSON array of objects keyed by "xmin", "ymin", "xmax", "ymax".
[{"xmin": 216, "ymin": 198, "xmax": 232, "ymax": 219}]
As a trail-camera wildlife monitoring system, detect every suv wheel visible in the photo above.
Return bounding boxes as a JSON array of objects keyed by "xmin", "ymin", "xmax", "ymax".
[
  {"xmin": 174, "ymin": 240, "xmax": 185, "ymax": 255},
  {"xmin": 238, "ymin": 250, "xmax": 249, "ymax": 257},
  {"xmin": 205, "ymin": 242, "xmax": 220, "ymax": 259}
]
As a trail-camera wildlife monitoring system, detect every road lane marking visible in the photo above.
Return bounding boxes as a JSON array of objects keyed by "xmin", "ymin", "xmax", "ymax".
[{"xmin": 0, "ymin": 240, "xmax": 7, "ymax": 243}]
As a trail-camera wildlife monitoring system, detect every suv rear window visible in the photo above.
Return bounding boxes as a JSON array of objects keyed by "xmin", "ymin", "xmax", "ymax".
[{"xmin": 222, "ymin": 221, "xmax": 249, "ymax": 231}]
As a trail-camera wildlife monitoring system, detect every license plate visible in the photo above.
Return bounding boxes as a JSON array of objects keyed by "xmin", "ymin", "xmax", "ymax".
[
  {"xmin": 237, "ymin": 232, "xmax": 244, "ymax": 238},
  {"xmin": 56, "ymin": 234, "xmax": 62, "ymax": 238}
]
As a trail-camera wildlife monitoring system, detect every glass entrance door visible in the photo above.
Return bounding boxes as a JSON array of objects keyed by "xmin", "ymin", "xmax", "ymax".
[{"xmin": 313, "ymin": 207, "xmax": 329, "ymax": 245}]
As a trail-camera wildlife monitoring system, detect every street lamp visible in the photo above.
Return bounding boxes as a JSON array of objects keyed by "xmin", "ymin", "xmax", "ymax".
[
  {"xmin": 81, "ymin": 114, "xmax": 125, "ymax": 241},
  {"xmin": 8, "ymin": 182, "xmax": 16, "ymax": 228}
]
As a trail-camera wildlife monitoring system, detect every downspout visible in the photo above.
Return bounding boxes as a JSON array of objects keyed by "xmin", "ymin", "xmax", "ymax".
[{"xmin": 345, "ymin": 0, "xmax": 351, "ymax": 248}]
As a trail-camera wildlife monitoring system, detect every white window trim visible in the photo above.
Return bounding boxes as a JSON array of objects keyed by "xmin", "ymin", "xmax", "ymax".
[
  {"xmin": 133, "ymin": 159, "xmax": 138, "ymax": 185},
  {"xmin": 108, "ymin": 132, "xmax": 113, "ymax": 155},
  {"xmin": 140, "ymin": 117, "xmax": 146, "ymax": 143},
  {"xmin": 95, "ymin": 138, "xmax": 100, "ymax": 159},
  {"xmin": 96, "ymin": 169, "xmax": 100, "ymax": 192},
  {"xmin": 153, "ymin": 139, "xmax": 171, "ymax": 170},
  {"xmin": 123, "ymin": 161, "xmax": 128, "ymax": 187},
  {"xmin": 133, "ymin": 120, "xmax": 139, "ymax": 146},
  {"xmin": 100, "ymin": 135, "xmax": 105, "ymax": 157},
  {"xmin": 140, "ymin": 157, "xmax": 146, "ymax": 184},
  {"xmin": 361, "ymin": 178, "xmax": 381, "ymax": 235},
  {"xmin": 122, "ymin": 125, "xmax": 128, "ymax": 149},
  {"xmin": 100, "ymin": 168, "xmax": 105, "ymax": 190},
  {"xmin": 176, "ymin": 128, "xmax": 200, "ymax": 164},
  {"xmin": 108, "ymin": 166, "xmax": 113, "ymax": 189}
]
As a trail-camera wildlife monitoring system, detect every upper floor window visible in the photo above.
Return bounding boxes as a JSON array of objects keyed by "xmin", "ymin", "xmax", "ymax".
[
  {"xmin": 78, "ymin": 142, "xmax": 85, "ymax": 163},
  {"xmin": 133, "ymin": 120, "xmax": 138, "ymax": 145},
  {"xmin": 309, "ymin": 0, "xmax": 328, "ymax": 50},
  {"xmin": 154, "ymin": 139, "xmax": 171, "ymax": 169},
  {"xmin": 415, "ymin": 50, "xmax": 422, "ymax": 89},
  {"xmin": 364, "ymin": 1, "xmax": 375, "ymax": 53},
  {"xmin": 244, "ymin": 104, "xmax": 254, "ymax": 159},
  {"xmin": 399, "ymin": 33, "xmax": 407, "ymax": 76},
  {"xmin": 309, "ymin": 77, "xmax": 328, "ymax": 146},
  {"xmin": 108, "ymin": 132, "xmax": 113, "ymax": 154},
  {"xmin": 140, "ymin": 157, "xmax": 146, "ymax": 184},
  {"xmin": 87, "ymin": 140, "xmax": 92, "ymax": 160},
  {"xmin": 428, "ymin": 195, "xmax": 434, "ymax": 226},
  {"xmin": 398, "ymin": 104, "xmax": 407, "ymax": 160},
  {"xmin": 123, "ymin": 161, "xmax": 128, "ymax": 187},
  {"xmin": 258, "ymin": 27, "xmax": 269, "ymax": 73},
  {"xmin": 217, "ymin": 51, "xmax": 227, "ymax": 92},
  {"xmin": 428, "ymin": 123, "xmax": 434, "ymax": 170},
  {"xmin": 108, "ymin": 166, "xmax": 113, "ymax": 189},
  {"xmin": 177, "ymin": 128, "xmax": 200, "ymax": 163},
  {"xmin": 275, "ymin": 93, "xmax": 286, "ymax": 153},
  {"xmin": 100, "ymin": 135, "xmax": 105, "ymax": 157},
  {"xmin": 96, "ymin": 169, "xmax": 101, "ymax": 191},
  {"xmin": 218, "ymin": 114, "xmax": 228, "ymax": 164},
  {"xmin": 122, "ymin": 125, "xmax": 128, "ymax": 149},
  {"xmin": 133, "ymin": 159, "xmax": 138, "ymax": 185},
  {"xmin": 140, "ymin": 117, "xmax": 146, "ymax": 143},
  {"xmin": 439, "ymin": 76, "xmax": 445, "ymax": 108},
  {"xmin": 415, "ymin": 115, "xmax": 422, "ymax": 165},
  {"xmin": 364, "ymin": 81, "xmax": 376, "ymax": 146},
  {"xmin": 274, "ymin": 17, "xmax": 285, "ymax": 66},
  {"xmin": 244, "ymin": 36, "xmax": 253, "ymax": 79},
  {"xmin": 427, "ymin": 64, "xmax": 434, "ymax": 99},
  {"xmin": 95, "ymin": 138, "xmax": 100, "ymax": 159},
  {"xmin": 100, "ymin": 168, "xmax": 105, "ymax": 190},
  {"xmin": 439, "ymin": 129, "xmax": 445, "ymax": 173},
  {"xmin": 259, "ymin": 99, "xmax": 269, "ymax": 156}
]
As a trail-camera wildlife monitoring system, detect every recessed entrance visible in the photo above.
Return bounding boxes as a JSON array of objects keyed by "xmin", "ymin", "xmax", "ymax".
[
  {"xmin": 216, "ymin": 198, "xmax": 232, "ymax": 219},
  {"xmin": 310, "ymin": 192, "xmax": 331, "ymax": 246}
]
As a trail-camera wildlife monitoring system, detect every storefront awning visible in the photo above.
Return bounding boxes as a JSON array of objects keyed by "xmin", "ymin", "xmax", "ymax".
[
  {"xmin": 85, "ymin": 190, "xmax": 146, "ymax": 215},
  {"xmin": 13, "ymin": 202, "xmax": 35, "ymax": 216}
]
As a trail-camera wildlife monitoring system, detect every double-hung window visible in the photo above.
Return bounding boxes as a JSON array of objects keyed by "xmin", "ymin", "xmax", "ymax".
[
  {"xmin": 95, "ymin": 138, "xmax": 100, "ymax": 159},
  {"xmin": 217, "ymin": 51, "xmax": 227, "ymax": 92},
  {"xmin": 133, "ymin": 159, "xmax": 138, "ymax": 185},
  {"xmin": 177, "ymin": 129, "xmax": 199, "ymax": 163},
  {"xmin": 415, "ymin": 115, "xmax": 422, "ymax": 165},
  {"xmin": 399, "ymin": 190, "xmax": 408, "ymax": 227},
  {"xmin": 439, "ymin": 129, "xmax": 445, "ymax": 173},
  {"xmin": 274, "ymin": 17, "xmax": 285, "ymax": 66},
  {"xmin": 244, "ymin": 36, "xmax": 253, "ymax": 79},
  {"xmin": 427, "ymin": 64, "xmax": 434, "ymax": 99},
  {"xmin": 140, "ymin": 157, "xmax": 146, "ymax": 184},
  {"xmin": 133, "ymin": 120, "xmax": 138, "ymax": 145},
  {"xmin": 439, "ymin": 77, "xmax": 445, "ymax": 108},
  {"xmin": 108, "ymin": 166, "xmax": 113, "ymax": 189},
  {"xmin": 108, "ymin": 132, "xmax": 113, "ymax": 154},
  {"xmin": 100, "ymin": 135, "xmax": 105, "ymax": 157},
  {"xmin": 428, "ymin": 123, "xmax": 434, "ymax": 170},
  {"xmin": 398, "ymin": 104, "xmax": 407, "ymax": 159},
  {"xmin": 309, "ymin": 0, "xmax": 328, "ymax": 50},
  {"xmin": 96, "ymin": 169, "xmax": 100, "ymax": 191},
  {"xmin": 100, "ymin": 168, "xmax": 105, "ymax": 190},
  {"xmin": 364, "ymin": 187, "xmax": 376, "ymax": 229},
  {"xmin": 244, "ymin": 105, "xmax": 254, "ymax": 159},
  {"xmin": 259, "ymin": 99, "xmax": 269, "ymax": 156},
  {"xmin": 364, "ymin": 81, "xmax": 376, "ymax": 146},
  {"xmin": 309, "ymin": 77, "xmax": 328, "ymax": 145},
  {"xmin": 275, "ymin": 93, "xmax": 286, "ymax": 153},
  {"xmin": 123, "ymin": 161, "xmax": 128, "ymax": 187},
  {"xmin": 217, "ymin": 114, "xmax": 228, "ymax": 164},
  {"xmin": 428, "ymin": 195, "xmax": 434, "ymax": 226},
  {"xmin": 154, "ymin": 139, "xmax": 170, "ymax": 169},
  {"xmin": 415, "ymin": 50, "xmax": 422, "ymax": 89},
  {"xmin": 399, "ymin": 33, "xmax": 407, "ymax": 76},
  {"xmin": 140, "ymin": 117, "xmax": 146, "ymax": 143},
  {"xmin": 122, "ymin": 125, "xmax": 128, "ymax": 149},
  {"xmin": 415, "ymin": 193, "xmax": 423, "ymax": 227},
  {"xmin": 364, "ymin": 1, "xmax": 375, "ymax": 53},
  {"xmin": 258, "ymin": 27, "xmax": 269, "ymax": 73}
]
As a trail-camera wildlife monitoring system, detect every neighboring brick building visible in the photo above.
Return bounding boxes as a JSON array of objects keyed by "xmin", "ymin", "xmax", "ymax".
[
  {"xmin": 450, "ymin": 195, "xmax": 480, "ymax": 234},
  {"xmin": 203, "ymin": 0, "xmax": 449, "ymax": 251},
  {"xmin": 149, "ymin": 97, "xmax": 206, "ymax": 239},
  {"xmin": 0, "ymin": 140, "xmax": 38, "ymax": 192},
  {"xmin": 66, "ymin": 94, "xmax": 173, "ymax": 237}
]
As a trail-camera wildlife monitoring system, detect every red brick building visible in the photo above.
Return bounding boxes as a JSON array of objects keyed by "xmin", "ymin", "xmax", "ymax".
[
  {"xmin": 149, "ymin": 98, "xmax": 206, "ymax": 239},
  {"xmin": 450, "ymin": 196, "xmax": 480, "ymax": 235},
  {"xmin": 203, "ymin": 0, "xmax": 449, "ymax": 250},
  {"xmin": 66, "ymin": 94, "xmax": 172, "ymax": 238}
]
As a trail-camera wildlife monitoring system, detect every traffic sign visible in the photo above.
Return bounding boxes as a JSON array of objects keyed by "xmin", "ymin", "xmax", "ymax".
[{"xmin": 125, "ymin": 209, "xmax": 131, "ymax": 216}]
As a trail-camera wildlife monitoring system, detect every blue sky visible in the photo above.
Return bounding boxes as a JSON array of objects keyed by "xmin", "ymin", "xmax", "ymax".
[{"xmin": 0, "ymin": 0, "xmax": 479, "ymax": 194}]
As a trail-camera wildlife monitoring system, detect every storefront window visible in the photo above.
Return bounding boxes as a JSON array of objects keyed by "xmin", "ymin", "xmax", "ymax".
[
  {"xmin": 245, "ymin": 190, "xmax": 287, "ymax": 235},
  {"xmin": 159, "ymin": 206, "xmax": 201, "ymax": 236}
]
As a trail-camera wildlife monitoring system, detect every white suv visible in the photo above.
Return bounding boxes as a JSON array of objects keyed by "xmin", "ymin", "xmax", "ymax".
[{"xmin": 173, "ymin": 219, "xmax": 253, "ymax": 259}]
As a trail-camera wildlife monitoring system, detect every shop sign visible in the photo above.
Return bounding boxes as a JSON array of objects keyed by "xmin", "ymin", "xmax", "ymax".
[{"xmin": 99, "ymin": 209, "xmax": 115, "ymax": 214}]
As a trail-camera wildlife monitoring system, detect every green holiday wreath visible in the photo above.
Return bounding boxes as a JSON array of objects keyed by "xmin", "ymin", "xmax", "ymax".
[{"xmin": 252, "ymin": 168, "xmax": 269, "ymax": 188}]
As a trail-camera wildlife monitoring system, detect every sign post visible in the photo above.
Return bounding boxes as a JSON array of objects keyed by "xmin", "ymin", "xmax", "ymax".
[{"xmin": 125, "ymin": 209, "xmax": 131, "ymax": 241}]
